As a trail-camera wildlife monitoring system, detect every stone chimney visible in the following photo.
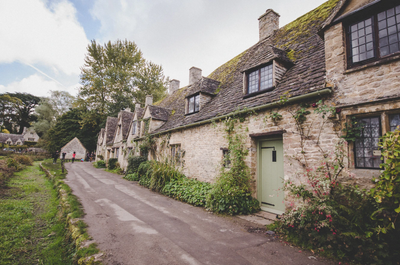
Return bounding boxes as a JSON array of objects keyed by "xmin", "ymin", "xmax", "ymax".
[
  {"xmin": 258, "ymin": 9, "xmax": 280, "ymax": 40},
  {"xmin": 135, "ymin": 103, "xmax": 141, "ymax": 110},
  {"xmin": 125, "ymin": 108, "xmax": 131, "ymax": 112},
  {"xmin": 169, "ymin": 79, "xmax": 180, "ymax": 94},
  {"xmin": 145, "ymin": 95, "xmax": 153, "ymax": 106},
  {"xmin": 189, "ymin": 67, "xmax": 202, "ymax": 85}
]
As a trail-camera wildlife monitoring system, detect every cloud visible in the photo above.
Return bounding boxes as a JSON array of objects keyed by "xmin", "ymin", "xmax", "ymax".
[
  {"xmin": 0, "ymin": 0, "xmax": 89, "ymax": 75},
  {"xmin": 0, "ymin": 74, "xmax": 80, "ymax": 98}
]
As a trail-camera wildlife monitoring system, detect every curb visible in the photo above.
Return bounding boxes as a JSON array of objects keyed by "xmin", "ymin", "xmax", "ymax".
[{"xmin": 39, "ymin": 163, "xmax": 103, "ymax": 264}]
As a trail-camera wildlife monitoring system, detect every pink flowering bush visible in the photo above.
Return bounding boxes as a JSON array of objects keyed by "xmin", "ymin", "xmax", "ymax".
[{"xmin": 272, "ymin": 140, "xmax": 396, "ymax": 264}]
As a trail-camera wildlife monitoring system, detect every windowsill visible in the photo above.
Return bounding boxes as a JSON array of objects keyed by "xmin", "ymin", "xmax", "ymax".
[
  {"xmin": 243, "ymin": 87, "xmax": 275, "ymax": 99},
  {"xmin": 185, "ymin": 111, "xmax": 199, "ymax": 116},
  {"xmin": 346, "ymin": 53, "xmax": 400, "ymax": 74}
]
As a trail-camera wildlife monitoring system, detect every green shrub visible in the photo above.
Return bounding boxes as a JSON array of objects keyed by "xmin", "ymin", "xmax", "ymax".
[
  {"xmin": 137, "ymin": 161, "xmax": 152, "ymax": 188},
  {"xmin": 126, "ymin": 156, "xmax": 147, "ymax": 175},
  {"xmin": 148, "ymin": 161, "xmax": 184, "ymax": 192},
  {"xmin": 14, "ymin": 155, "xmax": 33, "ymax": 166},
  {"xmin": 124, "ymin": 173, "xmax": 139, "ymax": 181},
  {"xmin": 206, "ymin": 122, "xmax": 260, "ymax": 215},
  {"xmin": 94, "ymin": 160, "xmax": 106, "ymax": 168},
  {"xmin": 6, "ymin": 158, "xmax": 21, "ymax": 171},
  {"xmin": 108, "ymin": 158, "xmax": 118, "ymax": 170},
  {"xmin": 162, "ymin": 178, "xmax": 212, "ymax": 207}
]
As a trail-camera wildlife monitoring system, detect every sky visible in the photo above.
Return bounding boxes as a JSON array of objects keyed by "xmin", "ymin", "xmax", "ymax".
[{"xmin": 0, "ymin": 0, "xmax": 328, "ymax": 98}]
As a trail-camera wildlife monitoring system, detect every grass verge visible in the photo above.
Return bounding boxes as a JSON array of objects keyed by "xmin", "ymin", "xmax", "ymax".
[{"xmin": 0, "ymin": 161, "xmax": 74, "ymax": 264}]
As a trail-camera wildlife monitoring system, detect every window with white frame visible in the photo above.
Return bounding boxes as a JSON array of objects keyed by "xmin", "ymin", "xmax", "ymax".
[
  {"xmin": 247, "ymin": 64, "xmax": 273, "ymax": 94},
  {"xmin": 187, "ymin": 94, "xmax": 200, "ymax": 114}
]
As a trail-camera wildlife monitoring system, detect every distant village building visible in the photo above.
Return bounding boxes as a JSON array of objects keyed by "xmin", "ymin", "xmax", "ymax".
[
  {"xmin": 96, "ymin": 0, "xmax": 400, "ymax": 214},
  {"xmin": 60, "ymin": 137, "xmax": 87, "ymax": 160},
  {"xmin": 0, "ymin": 127, "xmax": 40, "ymax": 146}
]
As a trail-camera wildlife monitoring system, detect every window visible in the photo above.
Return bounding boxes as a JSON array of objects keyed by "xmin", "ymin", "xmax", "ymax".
[
  {"xmin": 347, "ymin": 4, "xmax": 400, "ymax": 67},
  {"xmin": 116, "ymin": 148, "xmax": 119, "ymax": 159},
  {"xmin": 131, "ymin": 121, "xmax": 137, "ymax": 135},
  {"xmin": 221, "ymin": 149, "xmax": 231, "ymax": 168},
  {"xmin": 354, "ymin": 117, "xmax": 381, "ymax": 169},
  {"xmin": 171, "ymin": 144, "xmax": 181, "ymax": 166},
  {"xmin": 247, "ymin": 64, "xmax": 273, "ymax": 94},
  {"xmin": 389, "ymin": 114, "xmax": 400, "ymax": 131},
  {"xmin": 28, "ymin": 138, "xmax": 34, "ymax": 141},
  {"xmin": 188, "ymin": 94, "xmax": 200, "ymax": 114}
]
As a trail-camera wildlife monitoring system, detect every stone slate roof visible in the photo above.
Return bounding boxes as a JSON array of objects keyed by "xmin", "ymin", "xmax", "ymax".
[
  {"xmin": 135, "ymin": 107, "xmax": 145, "ymax": 120},
  {"xmin": 186, "ymin": 77, "xmax": 220, "ymax": 97},
  {"xmin": 240, "ymin": 45, "xmax": 293, "ymax": 72},
  {"xmin": 153, "ymin": 0, "xmax": 339, "ymax": 134},
  {"xmin": 120, "ymin": 111, "xmax": 134, "ymax": 140},
  {"xmin": 0, "ymin": 133, "xmax": 23, "ymax": 144},
  {"xmin": 106, "ymin": 117, "xmax": 118, "ymax": 145},
  {"xmin": 148, "ymin": 105, "xmax": 171, "ymax": 121}
]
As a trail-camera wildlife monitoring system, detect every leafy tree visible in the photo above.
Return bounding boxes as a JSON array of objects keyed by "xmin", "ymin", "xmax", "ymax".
[
  {"xmin": 44, "ymin": 108, "xmax": 102, "ymax": 153},
  {"xmin": 33, "ymin": 98, "xmax": 56, "ymax": 137},
  {"xmin": 0, "ymin": 94, "xmax": 21, "ymax": 133},
  {"xmin": 48, "ymin": 90, "xmax": 75, "ymax": 118},
  {"xmin": 78, "ymin": 39, "xmax": 167, "ymax": 117},
  {"xmin": 0, "ymin": 93, "xmax": 40, "ymax": 134}
]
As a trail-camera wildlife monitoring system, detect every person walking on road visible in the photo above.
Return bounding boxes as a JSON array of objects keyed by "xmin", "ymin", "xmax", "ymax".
[{"xmin": 72, "ymin": 151, "xmax": 76, "ymax": 163}]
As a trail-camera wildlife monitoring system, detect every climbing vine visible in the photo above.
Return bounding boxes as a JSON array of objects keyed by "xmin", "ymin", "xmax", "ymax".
[{"xmin": 206, "ymin": 109, "xmax": 260, "ymax": 215}]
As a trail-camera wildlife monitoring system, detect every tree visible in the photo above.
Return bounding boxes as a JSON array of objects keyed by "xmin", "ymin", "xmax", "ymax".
[
  {"xmin": 77, "ymin": 39, "xmax": 168, "ymax": 117},
  {"xmin": 33, "ymin": 98, "xmax": 56, "ymax": 137},
  {"xmin": 0, "ymin": 93, "xmax": 40, "ymax": 134},
  {"xmin": 48, "ymin": 90, "xmax": 75, "ymax": 118},
  {"xmin": 44, "ymin": 108, "xmax": 102, "ymax": 153}
]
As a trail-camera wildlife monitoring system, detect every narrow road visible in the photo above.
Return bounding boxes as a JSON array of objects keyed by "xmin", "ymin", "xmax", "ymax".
[{"xmin": 65, "ymin": 162, "xmax": 334, "ymax": 265}]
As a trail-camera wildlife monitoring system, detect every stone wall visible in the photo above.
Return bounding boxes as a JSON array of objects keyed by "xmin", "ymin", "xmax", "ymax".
[{"xmin": 324, "ymin": 22, "xmax": 400, "ymax": 187}]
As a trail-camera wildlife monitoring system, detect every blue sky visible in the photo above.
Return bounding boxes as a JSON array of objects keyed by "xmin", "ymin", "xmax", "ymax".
[{"xmin": 0, "ymin": 0, "xmax": 327, "ymax": 98}]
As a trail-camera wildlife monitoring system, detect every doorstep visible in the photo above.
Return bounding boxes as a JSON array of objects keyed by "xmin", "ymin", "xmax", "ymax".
[{"xmin": 237, "ymin": 211, "xmax": 278, "ymax": 226}]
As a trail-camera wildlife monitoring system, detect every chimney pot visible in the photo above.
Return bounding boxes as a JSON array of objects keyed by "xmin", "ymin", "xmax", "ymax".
[
  {"xmin": 258, "ymin": 9, "xmax": 280, "ymax": 40},
  {"xmin": 169, "ymin": 79, "xmax": 180, "ymax": 94},
  {"xmin": 189, "ymin": 67, "xmax": 202, "ymax": 85},
  {"xmin": 145, "ymin": 95, "xmax": 153, "ymax": 106}
]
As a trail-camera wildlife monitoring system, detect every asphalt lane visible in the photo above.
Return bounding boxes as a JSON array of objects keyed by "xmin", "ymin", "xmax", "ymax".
[{"xmin": 65, "ymin": 162, "xmax": 334, "ymax": 265}]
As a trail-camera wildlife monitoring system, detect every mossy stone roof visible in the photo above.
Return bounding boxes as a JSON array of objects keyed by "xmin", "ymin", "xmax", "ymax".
[{"xmin": 153, "ymin": 0, "xmax": 340, "ymax": 134}]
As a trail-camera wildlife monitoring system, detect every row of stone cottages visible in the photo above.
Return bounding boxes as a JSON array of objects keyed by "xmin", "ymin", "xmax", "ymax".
[{"xmin": 96, "ymin": 0, "xmax": 400, "ymax": 214}]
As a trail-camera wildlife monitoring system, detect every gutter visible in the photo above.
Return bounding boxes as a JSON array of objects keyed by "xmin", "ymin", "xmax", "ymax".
[{"xmin": 135, "ymin": 88, "xmax": 332, "ymax": 140}]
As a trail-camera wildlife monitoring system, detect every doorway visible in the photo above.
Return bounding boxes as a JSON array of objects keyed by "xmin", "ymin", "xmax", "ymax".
[{"xmin": 258, "ymin": 138, "xmax": 285, "ymax": 214}]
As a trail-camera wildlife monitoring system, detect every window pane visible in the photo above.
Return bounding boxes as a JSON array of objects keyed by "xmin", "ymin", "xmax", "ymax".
[
  {"xmin": 389, "ymin": 114, "xmax": 400, "ymax": 131},
  {"xmin": 260, "ymin": 64, "xmax": 273, "ymax": 90},
  {"xmin": 388, "ymin": 16, "xmax": 396, "ymax": 27},
  {"xmin": 378, "ymin": 19, "xmax": 387, "ymax": 29},
  {"xmin": 378, "ymin": 11, "xmax": 386, "ymax": 21},
  {"xmin": 248, "ymin": 71, "xmax": 258, "ymax": 93},
  {"xmin": 389, "ymin": 33, "xmax": 399, "ymax": 44},
  {"xmin": 354, "ymin": 117, "xmax": 381, "ymax": 169},
  {"xmin": 379, "ymin": 29, "xmax": 388, "ymax": 37},
  {"xmin": 381, "ymin": 46, "xmax": 390, "ymax": 56},
  {"xmin": 387, "ymin": 8, "xmax": 394, "ymax": 18},
  {"xmin": 189, "ymin": 97, "xmax": 194, "ymax": 113},
  {"xmin": 390, "ymin": 43, "xmax": 399, "ymax": 54},
  {"xmin": 194, "ymin": 95, "xmax": 200, "ymax": 112},
  {"xmin": 350, "ymin": 17, "xmax": 376, "ymax": 63}
]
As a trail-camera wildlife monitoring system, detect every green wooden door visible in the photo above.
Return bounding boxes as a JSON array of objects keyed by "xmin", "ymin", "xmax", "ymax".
[{"xmin": 259, "ymin": 139, "xmax": 285, "ymax": 214}]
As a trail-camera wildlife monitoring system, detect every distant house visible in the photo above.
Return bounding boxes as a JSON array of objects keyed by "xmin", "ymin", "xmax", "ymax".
[
  {"xmin": 0, "ymin": 127, "xmax": 39, "ymax": 147},
  {"xmin": 61, "ymin": 137, "xmax": 87, "ymax": 160},
  {"xmin": 96, "ymin": 0, "xmax": 400, "ymax": 214}
]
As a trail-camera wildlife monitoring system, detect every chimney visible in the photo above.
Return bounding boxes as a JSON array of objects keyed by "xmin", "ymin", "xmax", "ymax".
[
  {"xmin": 125, "ymin": 108, "xmax": 131, "ymax": 112},
  {"xmin": 258, "ymin": 9, "xmax": 280, "ymax": 40},
  {"xmin": 189, "ymin": 67, "xmax": 202, "ymax": 85},
  {"xmin": 135, "ymin": 103, "xmax": 141, "ymax": 110},
  {"xmin": 169, "ymin": 79, "xmax": 180, "ymax": 94},
  {"xmin": 145, "ymin": 95, "xmax": 153, "ymax": 106}
]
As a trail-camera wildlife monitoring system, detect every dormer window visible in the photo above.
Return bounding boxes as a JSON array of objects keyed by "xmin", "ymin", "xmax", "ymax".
[
  {"xmin": 131, "ymin": 121, "xmax": 137, "ymax": 135},
  {"xmin": 188, "ymin": 94, "xmax": 200, "ymax": 114},
  {"xmin": 347, "ymin": 4, "xmax": 400, "ymax": 68},
  {"xmin": 247, "ymin": 64, "xmax": 273, "ymax": 95}
]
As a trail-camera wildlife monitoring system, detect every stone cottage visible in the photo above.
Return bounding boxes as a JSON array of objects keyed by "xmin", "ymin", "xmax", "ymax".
[
  {"xmin": 97, "ymin": 0, "xmax": 400, "ymax": 214},
  {"xmin": 61, "ymin": 137, "xmax": 87, "ymax": 160},
  {"xmin": 0, "ymin": 127, "xmax": 40, "ymax": 147}
]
